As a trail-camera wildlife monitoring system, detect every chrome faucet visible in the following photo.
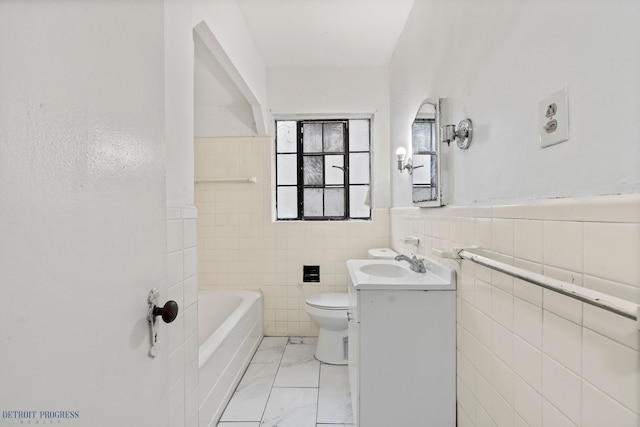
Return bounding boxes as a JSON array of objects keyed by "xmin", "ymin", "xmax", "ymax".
[{"xmin": 394, "ymin": 254, "xmax": 427, "ymax": 273}]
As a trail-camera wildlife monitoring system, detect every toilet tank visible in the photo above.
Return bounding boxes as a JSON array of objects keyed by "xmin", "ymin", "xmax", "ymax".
[{"xmin": 367, "ymin": 248, "xmax": 397, "ymax": 259}]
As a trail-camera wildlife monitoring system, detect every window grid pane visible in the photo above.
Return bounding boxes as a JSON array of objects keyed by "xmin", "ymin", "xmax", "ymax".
[{"xmin": 275, "ymin": 119, "xmax": 370, "ymax": 221}]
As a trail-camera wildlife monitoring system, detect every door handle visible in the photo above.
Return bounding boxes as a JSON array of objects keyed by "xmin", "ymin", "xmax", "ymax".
[{"xmin": 147, "ymin": 288, "xmax": 179, "ymax": 358}]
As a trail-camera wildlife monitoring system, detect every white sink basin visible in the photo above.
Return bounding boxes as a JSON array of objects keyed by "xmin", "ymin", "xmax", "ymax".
[
  {"xmin": 359, "ymin": 263, "xmax": 412, "ymax": 278},
  {"xmin": 347, "ymin": 259, "xmax": 455, "ymax": 290}
]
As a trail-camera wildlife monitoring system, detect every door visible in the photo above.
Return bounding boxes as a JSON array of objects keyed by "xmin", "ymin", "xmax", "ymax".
[{"xmin": 0, "ymin": 2, "xmax": 170, "ymax": 426}]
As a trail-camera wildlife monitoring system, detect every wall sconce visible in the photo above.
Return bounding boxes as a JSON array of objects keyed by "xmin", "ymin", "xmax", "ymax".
[
  {"xmin": 395, "ymin": 147, "xmax": 423, "ymax": 175},
  {"xmin": 441, "ymin": 118, "xmax": 473, "ymax": 150}
]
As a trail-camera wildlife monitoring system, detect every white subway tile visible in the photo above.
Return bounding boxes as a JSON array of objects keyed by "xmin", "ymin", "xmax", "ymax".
[
  {"xmin": 493, "ymin": 356, "xmax": 514, "ymax": 405},
  {"xmin": 492, "ymin": 389, "xmax": 514, "ymax": 427},
  {"xmin": 493, "ymin": 218, "xmax": 514, "ymax": 256},
  {"xmin": 514, "ymin": 220, "xmax": 544, "ymax": 263},
  {"xmin": 543, "ymin": 221, "xmax": 583, "ymax": 273},
  {"xmin": 514, "ymin": 337, "xmax": 542, "ymax": 392},
  {"xmin": 183, "ymin": 219, "xmax": 197, "ymax": 248},
  {"xmin": 514, "ymin": 375, "xmax": 542, "ymax": 427},
  {"xmin": 167, "ymin": 219, "xmax": 184, "ymax": 253},
  {"xmin": 543, "ymin": 311, "xmax": 582, "ymax": 375},
  {"xmin": 582, "ymin": 329, "xmax": 639, "ymax": 413},
  {"xmin": 492, "ymin": 287, "xmax": 514, "ymax": 331},
  {"xmin": 582, "ymin": 381, "xmax": 638, "ymax": 427},
  {"xmin": 169, "ymin": 344, "xmax": 185, "ymax": 387},
  {"xmin": 542, "ymin": 398, "xmax": 577, "ymax": 427},
  {"xmin": 167, "ymin": 251, "xmax": 184, "ymax": 287},
  {"xmin": 514, "ymin": 297, "xmax": 543, "ymax": 349},
  {"xmin": 583, "ymin": 274, "xmax": 640, "ymax": 305},
  {"xmin": 492, "ymin": 322, "xmax": 514, "ymax": 368},
  {"xmin": 584, "ymin": 222, "xmax": 640, "ymax": 287},
  {"xmin": 542, "ymin": 356, "xmax": 581, "ymax": 424}
]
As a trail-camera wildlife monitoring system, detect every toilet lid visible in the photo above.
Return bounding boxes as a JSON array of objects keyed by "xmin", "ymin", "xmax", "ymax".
[{"xmin": 306, "ymin": 293, "xmax": 348, "ymax": 310}]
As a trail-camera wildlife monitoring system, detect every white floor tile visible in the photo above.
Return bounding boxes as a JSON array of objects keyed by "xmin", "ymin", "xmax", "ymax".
[
  {"xmin": 220, "ymin": 361, "xmax": 279, "ymax": 422},
  {"xmin": 317, "ymin": 364, "xmax": 353, "ymax": 424},
  {"xmin": 260, "ymin": 387, "xmax": 318, "ymax": 427},
  {"xmin": 273, "ymin": 343, "xmax": 320, "ymax": 387},
  {"xmin": 251, "ymin": 337, "xmax": 288, "ymax": 364}
]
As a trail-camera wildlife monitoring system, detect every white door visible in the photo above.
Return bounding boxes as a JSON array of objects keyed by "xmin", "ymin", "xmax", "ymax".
[{"xmin": 0, "ymin": 2, "xmax": 171, "ymax": 426}]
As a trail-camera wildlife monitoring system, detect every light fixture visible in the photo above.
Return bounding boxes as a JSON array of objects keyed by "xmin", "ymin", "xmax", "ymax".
[
  {"xmin": 395, "ymin": 147, "xmax": 423, "ymax": 175},
  {"xmin": 441, "ymin": 118, "xmax": 473, "ymax": 150}
]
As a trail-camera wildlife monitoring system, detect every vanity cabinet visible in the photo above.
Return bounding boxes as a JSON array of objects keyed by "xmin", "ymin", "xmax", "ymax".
[{"xmin": 347, "ymin": 264, "xmax": 456, "ymax": 427}]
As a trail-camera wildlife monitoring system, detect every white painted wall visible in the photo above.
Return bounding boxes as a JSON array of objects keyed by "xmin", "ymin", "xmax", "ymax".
[
  {"xmin": 165, "ymin": 0, "xmax": 268, "ymax": 206},
  {"xmin": 267, "ymin": 67, "xmax": 392, "ymax": 207},
  {"xmin": 0, "ymin": 2, "xmax": 169, "ymax": 425},
  {"xmin": 390, "ymin": 0, "xmax": 640, "ymax": 207}
]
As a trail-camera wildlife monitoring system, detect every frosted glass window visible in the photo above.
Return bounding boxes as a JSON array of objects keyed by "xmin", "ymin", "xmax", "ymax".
[
  {"xmin": 349, "ymin": 153, "xmax": 370, "ymax": 184},
  {"xmin": 323, "ymin": 123, "xmax": 344, "ymax": 152},
  {"xmin": 303, "ymin": 123, "xmax": 322, "ymax": 153},
  {"xmin": 349, "ymin": 119, "xmax": 370, "ymax": 152},
  {"xmin": 349, "ymin": 185, "xmax": 370, "ymax": 219},
  {"xmin": 277, "ymin": 187, "xmax": 298, "ymax": 219},
  {"xmin": 324, "ymin": 188, "xmax": 345, "ymax": 217},
  {"xmin": 412, "ymin": 155, "xmax": 432, "ymax": 185},
  {"xmin": 325, "ymin": 155, "xmax": 344, "ymax": 185},
  {"xmin": 303, "ymin": 156, "xmax": 323, "ymax": 185},
  {"xmin": 277, "ymin": 154, "xmax": 298, "ymax": 185},
  {"xmin": 412, "ymin": 120, "xmax": 435, "ymax": 153},
  {"xmin": 303, "ymin": 188, "xmax": 323, "ymax": 217},
  {"xmin": 277, "ymin": 121, "xmax": 297, "ymax": 153}
]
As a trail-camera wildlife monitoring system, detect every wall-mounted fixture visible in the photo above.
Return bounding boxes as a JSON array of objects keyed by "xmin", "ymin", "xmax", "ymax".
[
  {"xmin": 395, "ymin": 147, "xmax": 423, "ymax": 175},
  {"xmin": 441, "ymin": 118, "xmax": 473, "ymax": 150}
]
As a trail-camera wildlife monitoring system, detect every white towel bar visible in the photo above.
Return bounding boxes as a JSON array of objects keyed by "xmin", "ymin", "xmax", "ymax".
[{"xmin": 433, "ymin": 247, "xmax": 640, "ymax": 328}]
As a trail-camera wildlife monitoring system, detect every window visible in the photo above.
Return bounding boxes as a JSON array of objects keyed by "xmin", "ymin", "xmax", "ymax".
[
  {"xmin": 411, "ymin": 117, "xmax": 437, "ymax": 202},
  {"xmin": 275, "ymin": 119, "xmax": 371, "ymax": 220}
]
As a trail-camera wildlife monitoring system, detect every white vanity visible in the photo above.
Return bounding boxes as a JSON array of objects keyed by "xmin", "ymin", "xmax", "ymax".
[{"xmin": 346, "ymin": 258, "xmax": 456, "ymax": 427}]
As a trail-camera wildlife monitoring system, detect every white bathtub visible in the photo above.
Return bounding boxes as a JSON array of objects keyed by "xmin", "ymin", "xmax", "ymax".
[{"xmin": 198, "ymin": 289, "xmax": 263, "ymax": 427}]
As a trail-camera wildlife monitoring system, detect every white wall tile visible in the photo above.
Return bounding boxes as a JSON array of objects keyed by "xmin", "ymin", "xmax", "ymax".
[
  {"xmin": 492, "ymin": 389, "xmax": 514, "ymax": 427},
  {"xmin": 542, "ymin": 399, "xmax": 577, "ymax": 427},
  {"xmin": 167, "ymin": 219, "xmax": 185, "ymax": 254},
  {"xmin": 513, "ymin": 337, "xmax": 542, "ymax": 392},
  {"xmin": 542, "ymin": 356, "xmax": 581, "ymax": 424},
  {"xmin": 542, "ymin": 289, "xmax": 583, "ymax": 325},
  {"xmin": 582, "ymin": 304, "xmax": 639, "ymax": 351},
  {"xmin": 514, "ymin": 220, "xmax": 543, "ymax": 263},
  {"xmin": 492, "ymin": 218, "xmax": 514, "ymax": 257},
  {"xmin": 584, "ymin": 222, "xmax": 640, "ymax": 286},
  {"xmin": 543, "ymin": 221, "xmax": 583, "ymax": 272},
  {"xmin": 514, "ymin": 297, "xmax": 542, "ymax": 349},
  {"xmin": 582, "ymin": 329, "xmax": 639, "ymax": 413},
  {"xmin": 543, "ymin": 311, "xmax": 582, "ymax": 375},
  {"xmin": 583, "ymin": 381, "xmax": 638, "ymax": 427},
  {"xmin": 514, "ymin": 375, "xmax": 542, "ymax": 427}
]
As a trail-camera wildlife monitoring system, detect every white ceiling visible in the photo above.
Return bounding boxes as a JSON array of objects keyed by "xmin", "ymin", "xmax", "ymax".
[{"xmin": 236, "ymin": 0, "xmax": 416, "ymax": 68}]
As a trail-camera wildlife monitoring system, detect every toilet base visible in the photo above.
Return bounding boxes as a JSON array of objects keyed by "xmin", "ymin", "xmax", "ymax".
[{"xmin": 315, "ymin": 328, "xmax": 348, "ymax": 365}]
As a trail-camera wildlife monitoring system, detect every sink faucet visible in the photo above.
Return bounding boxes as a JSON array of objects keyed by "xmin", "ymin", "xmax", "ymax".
[{"xmin": 394, "ymin": 254, "xmax": 427, "ymax": 273}]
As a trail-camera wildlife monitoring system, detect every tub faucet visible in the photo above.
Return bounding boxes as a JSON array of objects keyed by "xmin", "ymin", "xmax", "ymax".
[{"xmin": 394, "ymin": 254, "xmax": 427, "ymax": 273}]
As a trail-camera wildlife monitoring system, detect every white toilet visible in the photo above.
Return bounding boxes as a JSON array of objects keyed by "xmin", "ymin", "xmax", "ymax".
[
  {"xmin": 305, "ymin": 248, "xmax": 398, "ymax": 364},
  {"xmin": 305, "ymin": 293, "xmax": 349, "ymax": 364}
]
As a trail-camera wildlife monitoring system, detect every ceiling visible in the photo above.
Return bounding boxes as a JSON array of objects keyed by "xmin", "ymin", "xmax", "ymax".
[
  {"xmin": 194, "ymin": 0, "xmax": 415, "ymax": 136},
  {"xmin": 236, "ymin": 0, "xmax": 416, "ymax": 68}
]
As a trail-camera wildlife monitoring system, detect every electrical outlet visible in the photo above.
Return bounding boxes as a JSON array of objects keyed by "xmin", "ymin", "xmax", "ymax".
[{"xmin": 539, "ymin": 87, "xmax": 569, "ymax": 148}]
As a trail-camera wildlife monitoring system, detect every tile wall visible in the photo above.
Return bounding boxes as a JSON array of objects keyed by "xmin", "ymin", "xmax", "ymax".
[
  {"xmin": 194, "ymin": 137, "xmax": 389, "ymax": 336},
  {"xmin": 167, "ymin": 206, "xmax": 199, "ymax": 427},
  {"xmin": 390, "ymin": 194, "xmax": 640, "ymax": 427}
]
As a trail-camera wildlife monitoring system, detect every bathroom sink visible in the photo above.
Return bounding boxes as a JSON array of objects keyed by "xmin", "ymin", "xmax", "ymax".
[
  {"xmin": 359, "ymin": 263, "xmax": 412, "ymax": 278},
  {"xmin": 347, "ymin": 259, "xmax": 455, "ymax": 290}
]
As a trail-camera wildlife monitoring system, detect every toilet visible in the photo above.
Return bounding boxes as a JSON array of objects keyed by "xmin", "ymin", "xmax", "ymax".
[
  {"xmin": 305, "ymin": 248, "xmax": 398, "ymax": 364},
  {"xmin": 305, "ymin": 293, "xmax": 349, "ymax": 364}
]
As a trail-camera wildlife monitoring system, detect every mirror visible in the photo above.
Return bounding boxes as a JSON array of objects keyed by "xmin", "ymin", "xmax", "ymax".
[{"xmin": 411, "ymin": 98, "xmax": 444, "ymax": 206}]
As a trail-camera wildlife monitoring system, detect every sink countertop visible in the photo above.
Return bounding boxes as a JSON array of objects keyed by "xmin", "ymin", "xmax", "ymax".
[{"xmin": 347, "ymin": 259, "xmax": 456, "ymax": 291}]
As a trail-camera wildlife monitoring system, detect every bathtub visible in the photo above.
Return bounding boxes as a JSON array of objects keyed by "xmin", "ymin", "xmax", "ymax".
[{"xmin": 198, "ymin": 289, "xmax": 263, "ymax": 427}]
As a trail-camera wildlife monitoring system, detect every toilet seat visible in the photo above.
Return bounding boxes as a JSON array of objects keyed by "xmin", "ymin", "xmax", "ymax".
[{"xmin": 305, "ymin": 293, "xmax": 348, "ymax": 310}]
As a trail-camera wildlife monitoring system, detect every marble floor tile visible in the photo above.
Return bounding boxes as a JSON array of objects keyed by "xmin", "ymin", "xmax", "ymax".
[
  {"xmin": 251, "ymin": 337, "xmax": 288, "ymax": 364},
  {"xmin": 219, "ymin": 361, "xmax": 279, "ymax": 422},
  {"xmin": 273, "ymin": 342, "xmax": 320, "ymax": 387},
  {"xmin": 260, "ymin": 387, "xmax": 318, "ymax": 427},
  {"xmin": 317, "ymin": 364, "xmax": 353, "ymax": 424}
]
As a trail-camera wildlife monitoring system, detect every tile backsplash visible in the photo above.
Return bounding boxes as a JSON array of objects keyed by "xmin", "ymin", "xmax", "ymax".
[{"xmin": 390, "ymin": 194, "xmax": 639, "ymax": 427}]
